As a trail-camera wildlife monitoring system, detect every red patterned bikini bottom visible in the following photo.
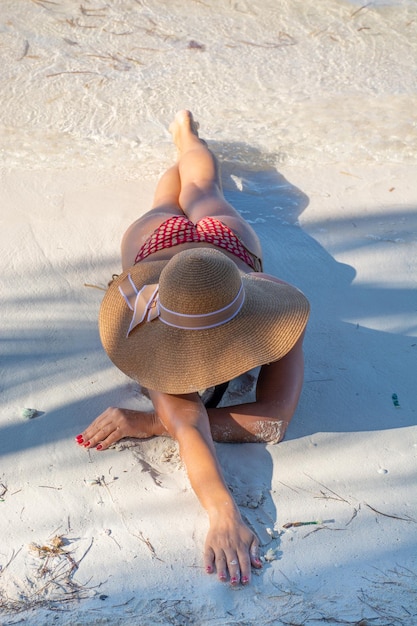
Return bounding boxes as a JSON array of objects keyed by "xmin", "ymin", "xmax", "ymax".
[{"xmin": 134, "ymin": 215, "xmax": 262, "ymax": 272}]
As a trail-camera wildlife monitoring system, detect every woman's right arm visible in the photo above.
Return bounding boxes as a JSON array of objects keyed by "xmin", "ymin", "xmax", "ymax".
[{"xmin": 148, "ymin": 390, "xmax": 262, "ymax": 585}]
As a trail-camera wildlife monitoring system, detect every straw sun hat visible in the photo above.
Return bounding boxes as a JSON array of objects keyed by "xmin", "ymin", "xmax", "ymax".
[{"xmin": 99, "ymin": 247, "xmax": 310, "ymax": 395}]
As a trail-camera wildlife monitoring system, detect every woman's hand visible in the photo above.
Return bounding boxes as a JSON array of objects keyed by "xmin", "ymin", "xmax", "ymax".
[
  {"xmin": 204, "ymin": 511, "xmax": 262, "ymax": 585},
  {"xmin": 75, "ymin": 407, "xmax": 166, "ymax": 451}
]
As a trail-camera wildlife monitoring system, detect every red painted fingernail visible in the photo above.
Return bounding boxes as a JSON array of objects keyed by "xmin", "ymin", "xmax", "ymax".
[
  {"xmin": 242, "ymin": 576, "xmax": 249, "ymax": 584},
  {"xmin": 75, "ymin": 434, "xmax": 83, "ymax": 440},
  {"xmin": 77, "ymin": 437, "xmax": 84, "ymax": 444},
  {"xmin": 230, "ymin": 577, "xmax": 238, "ymax": 585},
  {"xmin": 205, "ymin": 565, "xmax": 212, "ymax": 574},
  {"xmin": 83, "ymin": 441, "xmax": 91, "ymax": 447},
  {"xmin": 96, "ymin": 444, "xmax": 103, "ymax": 451}
]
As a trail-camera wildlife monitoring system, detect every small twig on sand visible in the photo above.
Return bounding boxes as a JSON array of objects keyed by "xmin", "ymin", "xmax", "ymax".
[
  {"xmin": 104, "ymin": 529, "xmax": 122, "ymax": 550},
  {"xmin": 18, "ymin": 40, "xmax": 30, "ymax": 60},
  {"xmin": 84, "ymin": 282, "xmax": 107, "ymax": 291},
  {"xmin": 345, "ymin": 505, "xmax": 361, "ymax": 526},
  {"xmin": 302, "ymin": 525, "xmax": 346, "ymax": 539},
  {"xmin": 132, "ymin": 531, "xmax": 164, "ymax": 562},
  {"xmin": 237, "ymin": 32, "xmax": 296, "ymax": 48},
  {"xmin": 364, "ymin": 503, "xmax": 416, "ymax": 522},
  {"xmin": 283, "ymin": 520, "xmax": 324, "ymax": 529},
  {"xmin": 276, "ymin": 480, "xmax": 300, "ymax": 494},
  {"xmin": 98, "ymin": 476, "xmax": 117, "ymax": 503},
  {"xmin": 359, "ymin": 588, "xmax": 395, "ymax": 620},
  {"xmin": 0, "ymin": 547, "xmax": 22, "ymax": 574},
  {"xmin": 304, "ymin": 474, "xmax": 351, "ymax": 505},
  {"xmin": 0, "ymin": 483, "xmax": 7, "ymax": 501},
  {"xmin": 350, "ymin": 3, "xmax": 372, "ymax": 18},
  {"xmin": 80, "ymin": 4, "xmax": 107, "ymax": 17},
  {"xmin": 46, "ymin": 71, "xmax": 102, "ymax": 78},
  {"xmin": 30, "ymin": 0, "xmax": 58, "ymax": 7},
  {"xmin": 112, "ymin": 596, "xmax": 135, "ymax": 608},
  {"xmin": 38, "ymin": 485, "xmax": 62, "ymax": 490},
  {"xmin": 75, "ymin": 538, "xmax": 94, "ymax": 568}
]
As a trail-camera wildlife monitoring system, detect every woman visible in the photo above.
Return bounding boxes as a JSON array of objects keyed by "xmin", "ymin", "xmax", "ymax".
[{"xmin": 76, "ymin": 110, "xmax": 309, "ymax": 586}]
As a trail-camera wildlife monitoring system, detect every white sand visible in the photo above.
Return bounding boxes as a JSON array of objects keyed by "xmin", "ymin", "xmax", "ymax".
[{"xmin": 1, "ymin": 1, "xmax": 416, "ymax": 624}]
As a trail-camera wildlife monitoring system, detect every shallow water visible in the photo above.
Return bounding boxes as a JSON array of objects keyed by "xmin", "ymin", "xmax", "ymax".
[{"xmin": 1, "ymin": 0, "xmax": 416, "ymax": 175}]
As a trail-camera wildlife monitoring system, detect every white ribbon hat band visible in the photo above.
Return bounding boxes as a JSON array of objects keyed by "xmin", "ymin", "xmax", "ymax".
[{"xmin": 119, "ymin": 274, "xmax": 245, "ymax": 336}]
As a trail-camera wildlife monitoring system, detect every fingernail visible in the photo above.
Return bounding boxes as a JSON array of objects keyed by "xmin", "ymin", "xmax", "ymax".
[
  {"xmin": 255, "ymin": 558, "xmax": 263, "ymax": 567},
  {"xmin": 83, "ymin": 441, "xmax": 91, "ymax": 447},
  {"xmin": 219, "ymin": 573, "xmax": 227, "ymax": 582},
  {"xmin": 77, "ymin": 437, "xmax": 84, "ymax": 444},
  {"xmin": 241, "ymin": 576, "xmax": 249, "ymax": 585},
  {"xmin": 205, "ymin": 565, "xmax": 212, "ymax": 574},
  {"xmin": 230, "ymin": 577, "xmax": 239, "ymax": 585},
  {"xmin": 96, "ymin": 444, "xmax": 103, "ymax": 451},
  {"xmin": 75, "ymin": 434, "xmax": 83, "ymax": 440}
]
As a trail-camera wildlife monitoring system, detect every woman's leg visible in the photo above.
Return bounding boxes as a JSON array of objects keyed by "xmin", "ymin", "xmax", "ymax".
[
  {"xmin": 169, "ymin": 110, "xmax": 262, "ymax": 259},
  {"xmin": 121, "ymin": 164, "xmax": 183, "ymax": 270}
]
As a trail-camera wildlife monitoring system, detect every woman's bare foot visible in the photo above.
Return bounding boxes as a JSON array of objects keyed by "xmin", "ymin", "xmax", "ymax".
[{"xmin": 169, "ymin": 110, "xmax": 204, "ymax": 153}]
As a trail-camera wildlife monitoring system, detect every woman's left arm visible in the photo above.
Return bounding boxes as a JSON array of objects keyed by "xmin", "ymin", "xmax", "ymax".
[
  {"xmin": 207, "ymin": 329, "xmax": 306, "ymax": 444},
  {"xmin": 205, "ymin": 272, "xmax": 307, "ymax": 443}
]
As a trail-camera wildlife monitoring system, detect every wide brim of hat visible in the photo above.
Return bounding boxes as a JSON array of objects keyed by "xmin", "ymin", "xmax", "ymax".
[{"xmin": 99, "ymin": 260, "xmax": 310, "ymax": 394}]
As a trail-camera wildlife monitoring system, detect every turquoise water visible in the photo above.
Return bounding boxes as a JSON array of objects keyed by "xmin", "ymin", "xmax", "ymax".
[{"xmin": 1, "ymin": 0, "xmax": 416, "ymax": 174}]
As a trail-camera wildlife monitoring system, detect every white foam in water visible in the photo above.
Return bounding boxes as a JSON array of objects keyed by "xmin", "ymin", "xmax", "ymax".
[{"xmin": 0, "ymin": 0, "xmax": 415, "ymax": 175}]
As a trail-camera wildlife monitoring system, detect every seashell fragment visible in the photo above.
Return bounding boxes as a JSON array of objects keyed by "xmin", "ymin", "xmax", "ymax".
[
  {"xmin": 264, "ymin": 548, "xmax": 279, "ymax": 562},
  {"xmin": 21, "ymin": 408, "xmax": 40, "ymax": 419}
]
